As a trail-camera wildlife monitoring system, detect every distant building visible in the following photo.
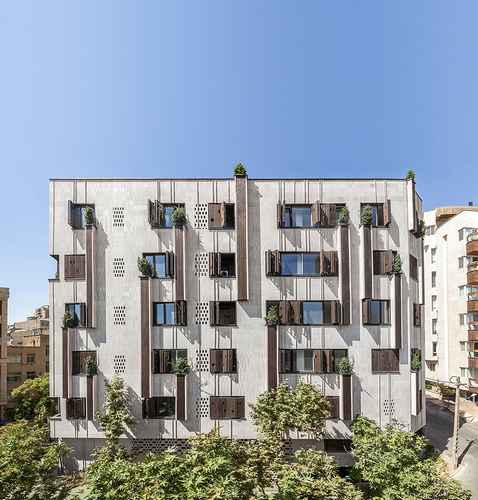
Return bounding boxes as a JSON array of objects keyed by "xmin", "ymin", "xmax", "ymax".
[
  {"xmin": 6, "ymin": 306, "xmax": 49, "ymax": 412},
  {"xmin": 423, "ymin": 206, "xmax": 478, "ymax": 387},
  {"xmin": 0, "ymin": 288, "xmax": 10, "ymax": 419}
]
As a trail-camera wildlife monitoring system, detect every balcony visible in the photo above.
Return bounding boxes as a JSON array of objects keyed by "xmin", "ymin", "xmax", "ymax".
[
  {"xmin": 466, "ymin": 231, "xmax": 478, "ymax": 256},
  {"xmin": 468, "ymin": 262, "xmax": 478, "ymax": 285},
  {"xmin": 467, "ymin": 292, "xmax": 478, "ymax": 313},
  {"xmin": 469, "ymin": 356, "xmax": 478, "ymax": 370}
]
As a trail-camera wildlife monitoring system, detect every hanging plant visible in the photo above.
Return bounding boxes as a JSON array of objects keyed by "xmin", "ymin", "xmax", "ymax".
[
  {"xmin": 265, "ymin": 304, "xmax": 280, "ymax": 326},
  {"xmin": 172, "ymin": 207, "xmax": 187, "ymax": 227},
  {"xmin": 137, "ymin": 257, "xmax": 153, "ymax": 277},
  {"xmin": 337, "ymin": 357, "xmax": 354, "ymax": 376},
  {"xmin": 85, "ymin": 356, "xmax": 98, "ymax": 377},
  {"xmin": 361, "ymin": 205, "xmax": 373, "ymax": 226},
  {"xmin": 337, "ymin": 206, "xmax": 349, "ymax": 225},
  {"xmin": 171, "ymin": 357, "xmax": 191, "ymax": 376},
  {"xmin": 84, "ymin": 206, "xmax": 95, "ymax": 226},
  {"xmin": 406, "ymin": 170, "xmax": 416, "ymax": 182},
  {"xmin": 63, "ymin": 311, "xmax": 77, "ymax": 329},
  {"xmin": 392, "ymin": 254, "xmax": 402, "ymax": 275},
  {"xmin": 234, "ymin": 163, "xmax": 247, "ymax": 177}
]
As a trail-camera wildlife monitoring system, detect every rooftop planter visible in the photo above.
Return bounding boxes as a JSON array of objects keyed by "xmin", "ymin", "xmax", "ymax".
[
  {"xmin": 84, "ymin": 206, "xmax": 96, "ymax": 227},
  {"xmin": 137, "ymin": 257, "xmax": 153, "ymax": 278},
  {"xmin": 406, "ymin": 169, "xmax": 416, "ymax": 182},
  {"xmin": 233, "ymin": 163, "xmax": 247, "ymax": 177}
]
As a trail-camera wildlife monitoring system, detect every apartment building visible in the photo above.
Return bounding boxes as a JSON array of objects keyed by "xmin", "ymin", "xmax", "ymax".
[
  {"xmin": 423, "ymin": 206, "xmax": 478, "ymax": 386},
  {"xmin": 6, "ymin": 306, "xmax": 49, "ymax": 413},
  {"xmin": 48, "ymin": 175, "xmax": 425, "ymax": 468},
  {"xmin": 0, "ymin": 287, "xmax": 9, "ymax": 420}
]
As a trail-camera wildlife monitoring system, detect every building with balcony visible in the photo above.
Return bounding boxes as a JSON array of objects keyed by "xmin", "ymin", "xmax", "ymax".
[
  {"xmin": 423, "ymin": 206, "xmax": 478, "ymax": 387},
  {"xmin": 48, "ymin": 175, "xmax": 425, "ymax": 468},
  {"xmin": 6, "ymin": 306, "xmax": 49, "ymax": 414},
  {"xmin": 0, "ymin": 287, "xmax": 9, "ymax": 420}
]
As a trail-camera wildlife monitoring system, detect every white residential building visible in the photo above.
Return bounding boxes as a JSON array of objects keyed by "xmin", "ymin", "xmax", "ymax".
[
  {"xmin": 48, "ymin": 175, "xmax": 425, "ymax": 468},
  {"xmin": 424, "ymin": 206, "xmax": 478, "ymax": 385}
]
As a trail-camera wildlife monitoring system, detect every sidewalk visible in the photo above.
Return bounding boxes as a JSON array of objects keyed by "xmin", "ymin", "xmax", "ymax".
[{"xmin": 426, "ymin": 390, "xmax": 478, "ymax": 423}]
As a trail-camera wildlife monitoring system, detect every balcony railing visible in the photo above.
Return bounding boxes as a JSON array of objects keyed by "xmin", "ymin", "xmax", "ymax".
[
  {"xmin": 468, "ymin": 262, "xmax": 478, "ymax": 273},
  {"xmin": 469, "ymin": 321, "xmax": 478, "ymax": 331},
  {"xmin": 467, "ymin": 231, "xmax": 478, "ymax": 242},
  {"xmin": 468, "ymin": 292, "xmax": 478, "ymax": 301}
]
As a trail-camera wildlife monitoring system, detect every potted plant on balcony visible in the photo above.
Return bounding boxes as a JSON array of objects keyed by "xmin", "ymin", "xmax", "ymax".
[
  {"xmin": 234, "ymin": 163, "xmax": 247, "ymax": 177},
  {"xmin": 63, "ymin": 311, "xmax": 77, "ymax": 329},
  {"xmin": 392, "ymin": 254, "xmax": 402, "ymax": 275},
  {"xmin": 411, "ymin": 351, "xmax": 422, "ymax": 372},
  {"xmin": 337, "ymin": 206, "xmax": 349, "ymax": 225},
  {"xmin": 406, "ymin": 169, "xmax": 416, "ymax": 182},
  {"xmin": 171, "ymin": 207, "xmax": 187, "ymax": 227},
  {"xmin": 265, "ymin": 304, "xmax": 280, "ymax": 326},
  {"xmin": 137, "ymin": 257, "xmax": 153, "ymax": 278},
  {"xmin": 85, "ymin": 356, "xmax": 98, "ymax": 377},
  {"xmin": 337, "ymin": 357, "xmax": 354, "ymax": 376},
  {"xmin": 171, "ymin": 357, "xmax": 191, "ymax": 376},
  {"xmin": 84, "ymin": 207, "xmax": 95, "ymax": 226},
  {"xmin": 360, "ymin": 205, "xmax": 373, "ymax": 227}
]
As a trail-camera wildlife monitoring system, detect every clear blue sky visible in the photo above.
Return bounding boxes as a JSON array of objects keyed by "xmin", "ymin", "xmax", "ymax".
[{"xmin": 1, "ymin": 1, "xmax": 477, "ymax": 321}]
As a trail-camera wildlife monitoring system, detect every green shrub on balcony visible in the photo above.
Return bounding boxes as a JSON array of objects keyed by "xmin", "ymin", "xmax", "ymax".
[
  {"xmin": 410, "ymin": 351, "xmax": 421, "ymax": 372},
  {"xmin": 337, "ymin": 206, "xmax": 350, "ymax": 225},
  {"xmin": 265, "ymin": 304, "xmax": 280, "ymax": 326},
  {"xmin": 63, "ymin": 311, "xmax": 77, "ymax": 329},
  {"xmin": 172, "ymin": 207, "xmax": 187, "ymax": 227},
  {"xmin": 137, "ymin": 257, "xmax": 153, "ymax": 277},
  {"xmin": 406, "ymin": 169, "xmax": 416, "ymax": 182},
  {"xmin": 392, "ymin": 254, "xmax": 402, "ymax": 275},
  {"xmin": 171, "ymin": 357, "xmax": 191, "ymax": 376},
  {"xmin": 86, "ymin": 356, "xmax": 98, "ymax": 377},
  {"xmin": 337, "ymin": 357, "xmax": 354, "ymax": 376},
  {"xmin": 84, "ymin": 206, "xmax": 95, "ymax": 226},
  {"xmin": 360, "ymin": 205, "xmax": 373, "ymax": 226}
]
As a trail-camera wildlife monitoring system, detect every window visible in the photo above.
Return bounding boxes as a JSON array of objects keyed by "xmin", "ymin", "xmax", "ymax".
[
  {"xmin": 64, "ymin": 255, "xmax": 86, "ymax": 280},
  {"xmin": 371, "ymin": 349, "xmax": 400, "ymax": 373},
  {"xmin": 361, "ymin": 203, "xmax": 385, "ymax": 226},
  {"xmin": 7, "ymin": 354, "xmax": 21, "ymax": 364},
  {"xmin": 142, "ymin": 397, "xmax": 175, "ymax": 418},
  {"xmin": 65, "ymin": 303, "xmax": 86, "ymax": 328},
  {"xmin": 302, "ymin": 301, "xmax": 341, "ymax": 325},
  {"xmin": 282, "ymin": 205, "xmax": 312, "ymax": 228},
  {"xmin": 373, "ymin": 250, "xmax": 395, "ymax": 275},
  {"xmin": 265, "ymin": 251, "xmax": 337, "ymax": 277},
  {"xmin": 66, "ymin": 398, "xmax": 86, "ymax": 419},
  {"xmin": 210, "ymin": 349, "xmax": 237, "ymax": 373},
  {"xmin": 280, "ymin": 349, "xmax": 347, "ymax": 373},
  {"xmin": 431, "ymin": 272, "xmax": 436, "ymax": 288},
  {"xmin": 409, "ymin": 255, "xmax": 418, "ymax": 281},
  {"xmin": 431, "ymin": 296, "xmax": 437, "ymax": 311},
  {"xmin": 153, "ymin": 302, "xmax": 187, "ymax": 326},
  {"xmin": 26, "ymin": 353, "xmax": 35, "ymax": 364},
  {"xmin": 144, "ymin": 253, "xmax": 174, "ymax": 278},
  {"xmin": 362, "ymin": 299, "xmax": 391, "ymax": 325},
  {"xmin": 152, "ymin": 349, "xmax": 188, "ymax": 373},
  {"xmin": 425, "ymin": 225, "xmax": 436, "ymax": 236},
  {"xmin": 461, "ymin": 367, "xmax": 469, "ymax": 378},
  {"xmin": 431, "ymin": 248, "xmax": 437, "ymax": 264},
  {"xmin": 210, "ymin": 301, "xmax": 237, "ymax": 326},
  {"xmin": 413, "ymin": 304, "xmax": 421, "ymax": 327},
  {"xmin": 209, "ymin": 253, "xmax": 236, "ymax": 278},
  {"xmin": 460, "ymin": 341, "xmax": 467, "ymax": 352},
  {"xmin": 210, "ymin": 396, "xmax": 245, "ymax": 419},
  {"xmin": 459, "ymin": 227, "xmax": 475, "ymax": 241},
  {"xmin": 459, "ymin": 313, "xmax": 467, "ymax": 326},
  {"xmin": 459, "ymin": 256, "xmax": 465, "ymax": 269},
  {"xmin": 459, "ymin": 285, "xmax": 467, "ymax": 297},
  {"xmin": 26, "ymin": 372, "xmax": 36, "ymax": 379},
  {"xmin": 324, "ymin": 439, "xmax": 352, "ymax": 453},
  {"xmin": 72, "ymin": 351, "xmax": 97, "ymax": 375},
  {"xmin": 432, "ymin": 318, "xmax": 438, "ymax": 334},
  {"xmin": 68, "ymin": 202, "xmax": 94, "ymax": 229},
  {"xmin": 208, "ymin": 203, "xmax": 235, "ymax": 229},
  {"xmin": 432, "ymin": 342, "xmax": 437, "ymax": 356},
  {"xmin": 148, "ymin": 201, "xmax": 185, "ymax": 228}
]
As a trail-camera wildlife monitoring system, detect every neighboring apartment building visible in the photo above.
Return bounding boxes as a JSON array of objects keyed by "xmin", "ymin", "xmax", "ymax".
[
  {"xmin": 6, "ymin": 306, "xmax": 49, "ymax": 412},
  {"xmin": 424, "ymin": 206, "xmax": 478, "ymax": 386},
  {"xmin": 0, "ymin": 287, "xmax": 10, "ymax": 420},
  {"xmin": 49, "ymin": 175, "xmax": 425, "ymax": 468}
]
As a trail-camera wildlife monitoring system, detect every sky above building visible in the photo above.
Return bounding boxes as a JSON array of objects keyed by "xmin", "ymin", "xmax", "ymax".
[{"xmin": 1, "ymin": 1, "xmax": 477, "ymax": 320}]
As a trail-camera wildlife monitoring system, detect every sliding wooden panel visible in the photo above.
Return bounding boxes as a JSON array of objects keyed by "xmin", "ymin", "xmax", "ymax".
[
  {"xmin": 267, "ymin": 325, "xmax": 278, "ymax": 390},
  {"xmin": 85, "ymin": 226, "xmax": 96, "ymax": 328},
  {"xmin": 140, "ymin": 277, "xmax": 150, "ymax": 398},
  {"xmin": 341, "ymin": 374, "xmax": 352, "ymax": 420},
  {"xmin": 362, "ymin": 225, "xmax": 373, "ymax": 298},
  {"xmin": 62, "ymin": 327, "xmax": 69, "ymax": 398},
  {"xmin": 176, "ymin": 375, "xmax": 186, "ymax": 420},
  {"xmin": 86, "ymin": 376, "xmax": 94, "ymax": 420},
  {"xmin": 175, "ymin": 227, "xmax": 185, "ymax": 301},
  {"xmin": 236, "ymin": 175, "xmax": 248, "ymax": 301},
  {"xmin": 394, "ymin": 274, "xmax": 402, "ymax": 348}
]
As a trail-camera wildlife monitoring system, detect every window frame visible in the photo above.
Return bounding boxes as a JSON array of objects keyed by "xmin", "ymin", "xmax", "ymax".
[
  {"xmin": 282, "ymin": 204, "xmax": 313, "ymax": 228},
  {"xmin": 360, "ymin": 203, "xmax": 385, "ymax": 227},
  {"xmin": 152, "ymin": 349, "xmax": 188, "ymax": 374},
  {"xmin": 362, "ymin": 299, "xmax": 391, "ymax": 326},
  {"xmin": 142, "ymin": 396, "xmax": 176, "ymax": 419},
  {"xmin": 280, "ymin": 252, "xmax": 322, "ymax": 277},
  {"xmin": 152, "ymin": 302, "xmax": 176, "ymax": 326},
  {"xmin": 143, "ymin": 253, "xmax": 173, "ymax": 279}
]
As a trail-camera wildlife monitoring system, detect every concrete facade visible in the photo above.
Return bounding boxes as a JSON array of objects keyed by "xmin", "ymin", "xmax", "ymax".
[
  {"xmin": 48, "ymin": 177, "xmax": 425, "ymax": 467},
  {"xmin": 424, "ymin": 207, "xmax": 478, "ymax": 385},
  {"xmin": 0, "ymin": 287, "xmax": 9, "ymax": 420}
]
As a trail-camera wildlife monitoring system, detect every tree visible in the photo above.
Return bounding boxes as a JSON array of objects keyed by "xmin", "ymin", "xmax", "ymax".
[
  {"xmin": 250, "ymin": 382, "xmax": 330, "ymax": 440},
  {"xmin": 0, "ymin": 420, "xmax": 68, "ymax": 500},
  {"xmin": 10, "ymin": 374, "xmax": 50, "ymax": 421},
  {"xmin": 351, "ymin": 416, "xmax": 471, "ymax": 500}
]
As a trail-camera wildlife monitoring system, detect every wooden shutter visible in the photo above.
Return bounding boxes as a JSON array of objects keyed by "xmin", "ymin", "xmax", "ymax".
[
  {"xmin": 290, "ymin": 301, "xmax": 302, "ymax": 325},
  {"xmin": 277, "ymin": 203, "xmax": 284, "ymax": 228},
  {"xmin": 175, "ymin": 301, "xmax": 187, "ymax": 326},
  {"xmin": 313, "ymin": 350, "xmax": 324, "ymax": 373},
  {"xmin": 152, "ymin": 351, "xmax": 159, "ymax": 373},
  {"xmin": 383, "ymin": 250, "xmax": 393, "ymax": 274},
  {"xmin": 72, "ymin": 352, "xmax": 80, "ymax": 375},
  {"xmin": 280, "ymin": 350, "xmax": 291, "ymax": 373},
  {"xmin": 273, "ymin": 250, "xmax": 281, "ymax": 275},
  {"xmin": 210, "ymin": 397, "xmax": 221, "ymax": 418},
  {"xmin": 68, "ymin": 200, "xmax": 74, "ymax": 227},
  {"xmin": 208, "ymin": 203, "xmax": 222, "ymax": 229},
  {"xmin": 165, "ymin": 252, "xmax": 175, "ymax": 278},
  {"xmin": 326, "ymin": 396, "xmax": 340, "ymax": 418},
  {"xmin": 328, "ymin": 204, "xmax": 337, "ymax": 226},
  {"xmin": 324, "ymin": 350, "xmax": 334, "ymax": 373},
  {"xmin": 209, "ymin": 301, "xmax": 218, "ymax": 326},
  {"xmin": 311, "ymin": 202, "xmax": 320, "ymax": 227},
  {"xmin": 414, "ymin": 303, "xmax": 421, "ymax": 326},
  {"xmin": 160, "ymin": 350, "xmax": 171, "ymax": 373},
  {"xmin": 148, "ymin": 200, "xmax": 163, "ymax": 227},
  {"xmin": 210, "ymin": 350, "xmax": 222, "ymax": 373},
  {"xmin": 279, "ymin": 301, "xmax": 289, "ymax": 325},
  {"xmin": 64, "ymin": 255, "xmax": 73, "ymax": 279},
  {"xmin": 371, "ymin": 350, "xmax": 380, "ymax": 372},
  {"xmin": 380, "ymin": 300, "xmax": 390, "ymax": 324},
  {"xmin": 331, "ymin": 301, "xmax": 341, "ymax": 325},
  {"xmin": 383, "ymin": 199, "xmax": 391, "ymax": 226},
  {"xmin": 265, "ymin": 251, "xmax": 272, "ymax": 276},
  {"xmin": 223, "ymin": 350, "xmax": 236, "ymax": 372},
  {"xmin": 234, "ymin": 397, "xmax": 245, "ymax": 418},
  {"xmin": 80, "ymin": 303, "xmax": 87, "ymax": 327},
  {"xmin": 322, "ymin": 251, "xmax": 338, "ymax": 276},
  {"xmin": 362, "ymin": 299, "xmax": 369, "ymax": 325}
]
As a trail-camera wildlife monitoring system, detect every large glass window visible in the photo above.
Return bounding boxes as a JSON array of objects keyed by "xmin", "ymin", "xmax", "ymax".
[
  {"xmin": 145, "ymin": 254, "xmax": 167, "ymax": 278},
  {"xmin": 65, "ymin": 303, "xmax": 83, "ymax": 327},
  {"xmin": 303, "ymin": 302, "xmax": 324, "ymax": 324},
  {"xmin": 283, "ymin": 205, "xmax": 312, "ymax": 228},
  {"xmin": 153, "ymin": 303, "xmax": 176, "ymax": 326},
  {"xmin": 296, "ymin": 350, "xmax": 314, "ymax": 372},
  {"xmin": 163, "ymin": 206, "xmax": 176, "ymax": 228},
  {"xmin": 281, "ymin": 253, "xmax": 320, "ymax": 276},
  {"xmin": 363, "ymin": 300, "xmax": 391, "ymax": 325}
]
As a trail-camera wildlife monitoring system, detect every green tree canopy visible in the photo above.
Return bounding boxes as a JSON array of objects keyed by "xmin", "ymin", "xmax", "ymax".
[{"xmin": 10, "ymin": 374, "xmax": 50, "ymax": 421}]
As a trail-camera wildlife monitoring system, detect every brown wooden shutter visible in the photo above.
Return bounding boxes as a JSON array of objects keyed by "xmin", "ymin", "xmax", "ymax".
[
  {"xmin": 209, "ymin": 301, "xmax": 217, "ymax": 326},
  {"xmin": 235, "ymin": 397, "xmax": 245, "ymax": 419},
  {"xmin": 68, "ymin": 200, "xmax": 74, "ymax": 227},
  {"xmin": 220, "ymin": 202, "xmax": 226, "ymax": 227},
  {"xmin": 320, "ymin": 252, "xmax": 326, "ymax": 275},
  {"xmin": 326, "ymin": 396, "xmax": 340, "ymax": 418},
  {"xmin": 383, "ymin": 199, "xmax": 391, "ymax": 226},
  {"xmin": 372, "ymin": 350, "xmax": 380, "ymax": 372},
  {"xmin": 383, "ymin": 251, "xmax": 393, "ymax": 274},
  {"xmin": 224, "ymin": 350, "xmax": 235, "ymax": 372},
  {"xmin": 175, "ymin": 301, "xmax": 187, "ymax": 326},
  {"xmin": 80, "ymin": 303, "xmax": 87, "ymax": 327},
  {"xmin": 160, "ymin": 351, "xmax": 171, "ymax": 373},
  {"xmin": 279, "ymin": 301, "xmax": 289, "ymax": 325},
  {"xmin": 277, "ymin": 203, "xmax": 284, "ymax": 228},
  {"xmin": 152, "ymin": 351, "xmax": 159, "ymax": 373},
  {"xmin": 319, "ymin": 204, "xmax": 327, "ymax": 226},
  {"xmin": 72, "ymin": 352, "xmax": 80, "ymax": 375},
  {"xmin": 328, "ymin": 204, "xmax": 337, "ymax": 226},
  {"xmin": 414, "ymin": 304, "xmax": 421, "ymax": 326},
  {"xmin": 210, "ymin": 350, "xmax": 222, "ymax": 373},
  {"xmin": 208, "ymin": 203, "xmax": 222, "ymax": 229},
  {"xmin": 290, "ymin": 301, "xmax": 302, "ymax": 325},
  {"xmin": 331, "ymin": 301, "xmax": 340, "ymax": 325},
  {"xmin": 64, "ymin": 255, "xmax": 73, "ymax": 279},
  {"xmin": 313, "ymin": 350, "xmax": 324, "ymax": 373},
  {"xmin": 77, "ymin": 255, "xmax": 85, "ymax": 278},
  {"xmin": 166, "ymin": 252, "xmax": 175, "ymax": 278},
  {"xmin": 311, "ymin": 202, "xmax": 320, "ymax": 227},
  {"xmin": 325, "ymin": 350, "xmax": 334, "ymax": 372},
  {"xmin": 210, "ymin": 397, "xmax": 220, "ymax": 418},
  {"xmin": 279, "ymin": 350, "xmax": 291, "ymax": 372},
  {"xmin": 362, "ymin": 299, "xmax": 369, "ymax": 325},
  {"xmin": 273, "ymin": 250, "xmax": 281, "ymax": 275},
  {"xmin": 265, "ymin": 251, "xmax": 272, "ymax": 276}
]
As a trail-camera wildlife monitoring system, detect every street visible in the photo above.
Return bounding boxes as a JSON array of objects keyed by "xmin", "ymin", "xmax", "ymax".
[{"xmin": 424, "ymin": 397, "xmax": 478, "ymax": 499}]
